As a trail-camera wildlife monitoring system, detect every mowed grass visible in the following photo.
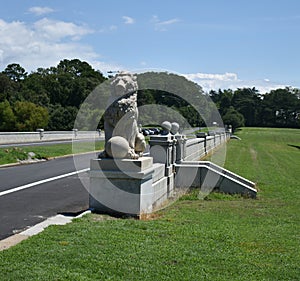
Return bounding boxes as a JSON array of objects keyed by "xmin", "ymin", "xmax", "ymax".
[
  {"xmin": 0, "ymin": 128, "xmax": 299, "ymax": 280},
  {"xmin": 0, "ymin": 141, "xmax": 104, "ymax": 165}
]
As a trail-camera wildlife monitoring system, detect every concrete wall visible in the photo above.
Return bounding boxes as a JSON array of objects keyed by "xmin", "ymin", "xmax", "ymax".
[
  {"xmin": 0, "ymin": 131, "xmax": 102, "ymax": 144},
  {"xmin": 183, "ymin": 132, "xmax": 230, "ymax": 161},
  {"xmin": 89, "ymin": 130, "xmax": 256, "ymax": 217}
]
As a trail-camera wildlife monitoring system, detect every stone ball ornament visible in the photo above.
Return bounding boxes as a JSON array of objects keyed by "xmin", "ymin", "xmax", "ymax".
[
  {"xmin": 161, "ymin": 121, "xmax": 172, "ymax": 135},
  {"xmin": 171, "ymin": 122, "xmax": 180, "ymax": 135},
  {"xmin": 105, "ymin": 136, "xmax": 130, "ymax": 158}
]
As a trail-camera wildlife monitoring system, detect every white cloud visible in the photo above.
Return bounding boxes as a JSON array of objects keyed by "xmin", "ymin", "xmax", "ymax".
[
  {"xmin": 34, "ymin": 18, "xmax": 93, "ymax": 41},
  {"xmin": 122, "ymin": 16, "xmax": 135, "ymax": 25},
  {"xmin": 90, "ymin": 60, "xmax": 124, "ymax": 74},
  {"xmin": 99, "ymin": 25, "xmax": 117, "ymax": 33},
  {"xmin": 151, "ymin": 15, "xmax": 180, "ymax": 31},
  {"xmin": 109, "ymin": 25, "xmax": 117, "ymax": 31},
  {"xmin": 0, "ymin": 18, "xmax": 116, "ymax": 72},
  {"xmin": 184, "ymin": 72, "xmax": 287, "ymax": 94},
  {"xmin": 28, "ymin": 6, "xmax": 54, "ymax": 16}
]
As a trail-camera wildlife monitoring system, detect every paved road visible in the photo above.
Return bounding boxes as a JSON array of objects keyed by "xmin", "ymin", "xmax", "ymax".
[
  {"xmin": 0, "ymin": 130, "xmax": 197, "ymax": 240},
  {"xmin": 0, "ymin": 153, "xmax": 97, "ymax": 240}
]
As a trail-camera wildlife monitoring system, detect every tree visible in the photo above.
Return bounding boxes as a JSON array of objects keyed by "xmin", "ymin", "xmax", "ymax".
[
  {"xmin": 219, "ymin": 89, "xmax": 233, "ymax": 115},
  {"xmin": 3, "ymin": 63, "xmax": 27, "ymax": 82},
  {"xmin": 261, "ymin": 88, "xmax": 300, "ymax": 127},
  {"xmin": 222, "ymin": 106, "xmax": 245, "ymax": 132},
  {"xmin": 0, "ymin": 100, "xmax": 16, "ymax": 131},
  {"xmin": 21, "ymin": 72, "xmax": 50, "ymax": 106},
  {"xmin": 13, "ymin": 101, "xmax": 49, "ymax": 131},
  {"xmin": 47, "ymin": 105, "xmax": 78, "ymax": 130},
  {"xmin": 232, "ymin": 87, "xmax": 261, "ymax": 126},
  {"xmin": 42, "ymin": 59, "xmax": 106, "ymax": 108},
  {"xmin": 75, "ymin": 102, "xmax": 104, "ymax": 130},
  {"xmin": 0, "ymin": 73, "xmax": 13, "ymax": 102}
]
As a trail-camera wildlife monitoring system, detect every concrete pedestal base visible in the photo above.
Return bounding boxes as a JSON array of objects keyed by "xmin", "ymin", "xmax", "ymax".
[
  {"xmin": 89, "ymin": 157, "xmax": 155, "ymax": 216},
  {"xmin": 89, "ymin": 157, "xmax": 171, "ymax": 216}
]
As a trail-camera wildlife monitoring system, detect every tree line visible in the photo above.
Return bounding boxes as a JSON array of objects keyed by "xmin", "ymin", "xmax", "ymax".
[
  {"xmin": 209, "ymin": 87, "xmax": 300, "ymax": 131},
  {"xmin": 0, "ymin": 59, "xmax": 106, "ymax": 131},
  {"xmin": 0, "ymin": 59, "xmax": 299, "ymax": 131}
]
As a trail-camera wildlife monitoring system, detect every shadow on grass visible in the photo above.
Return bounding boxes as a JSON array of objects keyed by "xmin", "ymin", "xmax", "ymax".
[{"xmin": 288, "ymin": 144, "xmax": 300, "ymax": 150}]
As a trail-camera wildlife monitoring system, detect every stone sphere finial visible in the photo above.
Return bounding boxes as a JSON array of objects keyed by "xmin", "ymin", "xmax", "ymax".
[
  {"xmin": 161, "ymin": 121, "xmax": 172, "ymax": 135},
  {"xmin": 105, "ymin": 136, "xmax": 130, "ymax": 158},
  {"xmin": 171, "ymin": 122, "xmax": 180, "ymax": 135}
]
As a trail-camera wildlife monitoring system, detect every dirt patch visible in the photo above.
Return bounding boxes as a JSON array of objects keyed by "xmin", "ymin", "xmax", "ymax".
[
  {"xmin": 250, "ymin": 148, "xmax": 257, "ymax": 161},
  {"xmin": 91, "ymin": 214, "xmax": 120, "ymax": 222}
]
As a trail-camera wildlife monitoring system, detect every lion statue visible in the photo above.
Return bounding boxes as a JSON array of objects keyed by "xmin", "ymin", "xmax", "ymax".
[{"xmin": 99, "ymin": 72, "xmax": 146, "ymax": 159}]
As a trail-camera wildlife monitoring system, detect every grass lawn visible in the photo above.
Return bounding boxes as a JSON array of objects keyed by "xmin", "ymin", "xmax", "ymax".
[
  {"xmin": 0, "ymin": 128, "xmax": 299, "ymax": 280},
  {"xmin": 0, "ymin": 141, "xmax": 105, "ymax": 165}
]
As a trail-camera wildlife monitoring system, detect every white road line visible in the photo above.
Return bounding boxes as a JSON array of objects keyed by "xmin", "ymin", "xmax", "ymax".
[{"xmin": 0, "ymin": 168, "xmax": 90, "ymax": 197}]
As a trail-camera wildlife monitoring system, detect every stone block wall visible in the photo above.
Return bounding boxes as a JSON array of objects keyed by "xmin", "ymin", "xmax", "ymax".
[
  {"xmin": 183, "ymin": 132, "xmax": 230, "ymax": 161},
  {"xmin": 89, "ymin": 131, "xmax": 234, "ymax": 216}
]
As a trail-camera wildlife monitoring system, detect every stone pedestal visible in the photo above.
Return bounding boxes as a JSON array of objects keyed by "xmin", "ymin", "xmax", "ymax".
[
  {"xmin": 89, "ymin": 157, "xmax": 154, "ymax": 216},
  {"xmin": 149, "ymin": 134, "xmax": 175, "ymax": 175},
  {"xmin": 149, "ymin": 135, "xmax": 177, "ymax": 196}
]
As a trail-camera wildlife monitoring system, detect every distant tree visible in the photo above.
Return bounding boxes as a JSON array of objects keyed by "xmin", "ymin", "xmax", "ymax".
[
  {"xmin": 0, "ymin": 100, "xmax": 16, "ymax": 131},
  {"xmin": 21, "ymin": 72, "xmax": 50, "ymax": 106},
  {"xmin": 222, "ymin": 106, "xmax": 245, "ymax": 132},
  {"xmin": 137, "ymin": 89, "xmax": 156, "ymax": 106},
  {"xmin": 38, "ymin": 59, "xmax": 106, "ymax": 108},
  {"xmin": 75, "ymin": 103, "xmax": 104, "ymax": 130},
  {"xmin": 232, "ymin": 87, "xmax": 261, "ymax": 126},
  {"xmin": 0, "ymin": 65, "xmax": 26, "ymax": 102},
  {"xmin": 47, "ymin": 105, "xmax": 78, "ymax": 130},
  {"xmin": 0, "ymin": 73, "xmax": 14, "ymax": 102},
  {"xmin": 261, "ymin": 88, "xmax": 300, "ymax": 127},
  {"xmin": 13, "ymin": 101, "xmax": 49, "ymax": 131},
  {"xmin": 208, "ymin": 90, "xmax": 220, "ymax": 104},
  {"xmin": 3, "ymin": 63, "xmax": 27, "ymax": 82},
  {"xmin": 219, "ymin": 89, "xmax": 233, "ymax": 115}
]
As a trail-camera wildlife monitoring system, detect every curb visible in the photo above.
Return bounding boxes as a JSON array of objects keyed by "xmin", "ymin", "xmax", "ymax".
[{"xmin": 0, "ymin": 210, "xmax": 91, "ymax": 251}]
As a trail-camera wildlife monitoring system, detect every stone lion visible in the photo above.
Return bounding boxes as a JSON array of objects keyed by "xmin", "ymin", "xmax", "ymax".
[{"xmin": 99, "ymin": 72, "xmax": 146, "ymax": 159}]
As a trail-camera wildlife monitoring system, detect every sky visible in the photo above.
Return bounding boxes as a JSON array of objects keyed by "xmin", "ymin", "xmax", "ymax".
[{"xmin": 0, "ymin": 0, "xmax": 299, "ymax": 93}]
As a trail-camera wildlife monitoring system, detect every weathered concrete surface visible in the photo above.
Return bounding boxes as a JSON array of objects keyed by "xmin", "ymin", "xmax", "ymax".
[
  {"xmin": 175, "ymin": 162, "xmax": 257, "ymax": 198},
  {"xmin": 0, "ymin": 131, "xmax": 100, "ymax": 144},
  {"xmin": 90, "ymin": 157, "xmax": 171, "ymax": 216}
]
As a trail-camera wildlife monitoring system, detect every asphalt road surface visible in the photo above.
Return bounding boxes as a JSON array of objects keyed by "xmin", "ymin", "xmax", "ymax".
[
  {"xmin": 0, "ymin": 130, "xmax": 195, "ymax": 240},
  {"xmin": 0, "ymin": 153, "xmax": 97, "ymax": 240}
]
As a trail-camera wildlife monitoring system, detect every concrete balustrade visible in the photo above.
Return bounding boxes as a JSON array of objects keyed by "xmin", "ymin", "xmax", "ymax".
[
  {"xmin": 90, "ymin": 130, "xmax": 257, "ymax": 217},
  {"xmin": 0, "ymin": 131, "xmax": 102, "ymax": 144}
]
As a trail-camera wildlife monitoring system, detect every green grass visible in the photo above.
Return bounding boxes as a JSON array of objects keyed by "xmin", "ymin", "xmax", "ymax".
[
  {"xmin": 0, "ymin": 141, "xmax": 104, "ymax": 165},
  {"xmin": 0, "ymin": 128, "xmax": 299, "ymax": 280}
]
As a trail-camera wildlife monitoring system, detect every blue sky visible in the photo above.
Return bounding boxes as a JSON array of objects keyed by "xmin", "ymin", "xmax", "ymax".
[{"xmin": 0, "ymin": 0, "xmax": 299, "ymax": 93}]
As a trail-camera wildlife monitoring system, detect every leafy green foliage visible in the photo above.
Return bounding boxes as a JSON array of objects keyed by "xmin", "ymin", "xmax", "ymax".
[
  {"xmin": 210, "ymin": 87, "xmax": 300, "ymax": 130},
  {"xmin": 47, "ymin": 105, "xmax": 77, "ymax": 131},
  {"xmin": 0, "ymin": 100, "xmax": 16, "ymax": 131},
  {"xmin": 0, "ymin": 60, "xmax": 299, "ymax": 132},
  {"xmin": 3, "ymin": 63, "xmax": 27, "ymax": 82},
  {"xmin": 262, "ymin": 88, "xmax": 300, "ymax": 127},
  {"xmin": 14, "ymin": 101, "xmax": 49, "ymax": 131},
  {"xmin": 0, "ymin": 60, "xmax": 106, "ymax": 131},
  {"xmin": 222, "ymin": 106, "xmax": 245, "ymax": 132}
]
